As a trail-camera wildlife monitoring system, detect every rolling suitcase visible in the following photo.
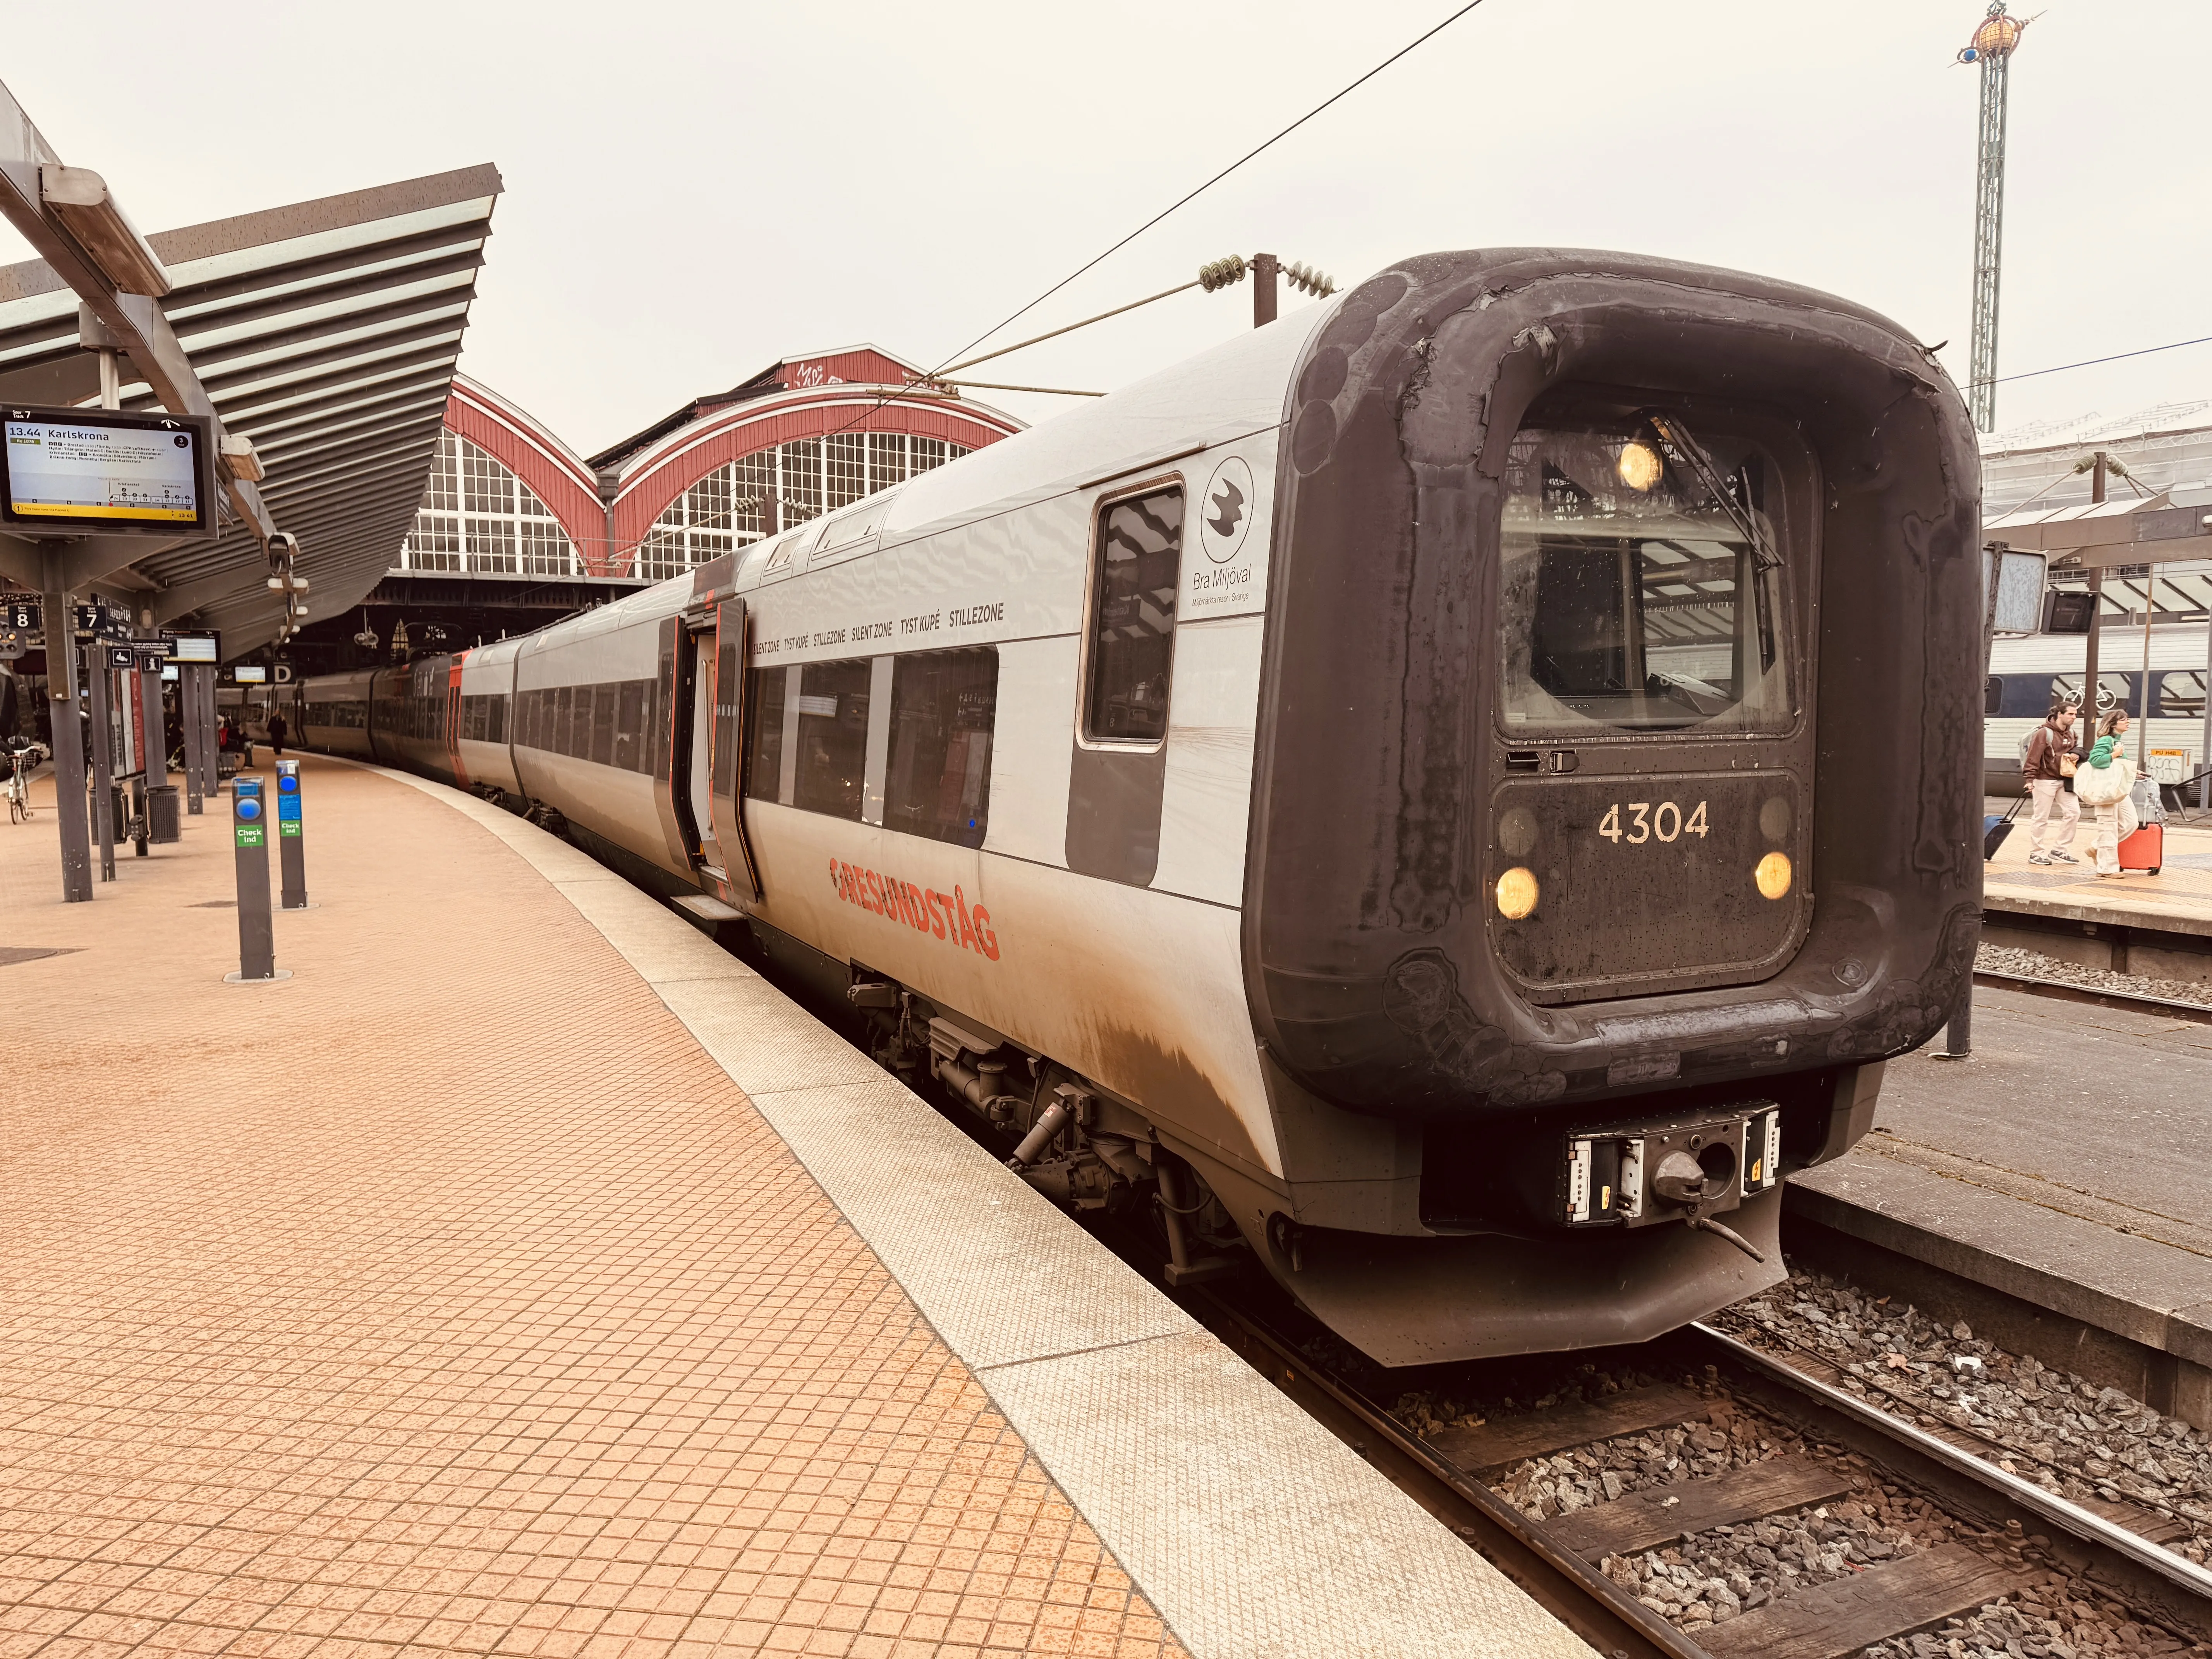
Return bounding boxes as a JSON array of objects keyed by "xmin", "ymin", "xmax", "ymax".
[
  {"xmin": 2118, "ymin": 820, "xmax": 2162, "ymax": 874},
  {"xmin": 1983, "ymin": 797, "xmax": 2023, "ymax": 861}
]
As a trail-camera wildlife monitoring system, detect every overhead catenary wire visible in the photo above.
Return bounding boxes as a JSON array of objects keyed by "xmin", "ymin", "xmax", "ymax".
[
  {"xmin": 1970, "ymin": 332, "xmax": 2212, "ymax": 392},
  {"xmin": 930, "ymin": 276, "xmax": 1221, "ymax": 379},
  {"xmin": 793, "ymin": 0, "xmax": 1493, "ymax": 459},
  {"xmin": 927, "ymin": 2, "xmax": 1487, "ymax": 376},
  {"xmin": 936, "ymin": 380, "xmax": 1105, "ymax": 398}
]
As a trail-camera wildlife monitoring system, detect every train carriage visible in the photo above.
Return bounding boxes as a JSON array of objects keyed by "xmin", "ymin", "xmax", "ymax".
[
  {"xmin": 297, "ymin": 247, "xmax": 1983, "ymax": 1365},
  {"xmin": 1980, "ymin": 625, "xmax": 2211, "ymax": 799}
]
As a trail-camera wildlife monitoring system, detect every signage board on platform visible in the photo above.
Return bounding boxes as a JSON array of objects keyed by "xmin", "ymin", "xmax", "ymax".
[
  {"xmin": 0, "ymin": 406, "xmax": 216, "ymax": 538},
  {"xmin": 163, "ymin": 632, "xmax": 220, "ymax": 665}
]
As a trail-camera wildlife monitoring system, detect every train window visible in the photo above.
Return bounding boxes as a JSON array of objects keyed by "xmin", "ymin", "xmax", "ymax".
[
  {"xmin": 745, "ymin": 666, "xmax": 787, "ymax": 801},
  {"xmin": 551, "ymin": 685, "xmax": 572, "ymax": 755},
  {"xmin": 886, "ymin": 647, "xmax": 997, "ymax": 848},
  {"xmin": 792, "ymin": 658, "xmax": 871, "ymax": 819},
  {"xmin": 1498, "ymin": 413, "xmax": 1791, "ymax": 735},
  {"xmin": 1083, "ymin": 486, "xmax": 1182, "ymax": 744},
  {"xmin": 613, "ymin": 680, "xmax": 643, "ymax": 771},
  {"xmin": 1984, "ymin": 677, "xmax": 2003, "ymax": 717},
  {"xmin": 586, "ymin": 684, "xmax": 613, "ymax": 766},
  {"xmin": 486, "ymin": 694, "xmax": 505, "ymax": 744},
  {"xmin": 2160, "ymin": 672, "xmax": 2206, "ymax": 720}
]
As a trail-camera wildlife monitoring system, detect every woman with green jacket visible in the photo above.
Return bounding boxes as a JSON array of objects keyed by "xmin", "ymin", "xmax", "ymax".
[{"xmin": 2075, "ymin": 710, "xmax": 2139, "ymax": 877}]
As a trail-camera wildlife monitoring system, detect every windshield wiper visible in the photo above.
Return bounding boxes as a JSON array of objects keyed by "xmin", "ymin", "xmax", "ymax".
[{"xmin": 1640, "ymin": 412, "xmax": 1781, "ymax": 572}]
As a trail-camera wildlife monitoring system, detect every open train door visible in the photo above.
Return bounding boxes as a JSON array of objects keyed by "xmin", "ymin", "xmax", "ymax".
[
  {"xmin": 444, "ymin": 656, "xmax": 469, "ymax": 790},
  {"xmin": 706, "ymin": 597, "xmax": 760, "ymax": 902},
  {"xmin": 653, "ymin": 615, "xmax": 706, "ymax": 873}
]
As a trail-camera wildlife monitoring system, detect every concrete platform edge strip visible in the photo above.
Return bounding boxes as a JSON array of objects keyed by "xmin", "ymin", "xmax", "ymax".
[
  {"xmin": 1787, "ymin": 1164, "xmax": 2212, "ymax": 1370},
  {"xmin": 337, "ymin": 759, "xmax": 1590, "ymax": 1659},
  {"xmin": 1983, "ymin": 891, "xmax": 2212, "ymax": 941}
]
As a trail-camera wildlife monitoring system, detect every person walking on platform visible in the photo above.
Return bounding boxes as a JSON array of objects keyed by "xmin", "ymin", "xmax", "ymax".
[
  {"xmin": 2076, "ymin": 709, "xmax": 2140, "ymax": 878},
  {"xmin": 2022, "ymin": 701, "xmax": 2081, "ymax": 866},
  {"xmin": 266, "ymin": 711, "xmax": 287, "ymax": 756}
]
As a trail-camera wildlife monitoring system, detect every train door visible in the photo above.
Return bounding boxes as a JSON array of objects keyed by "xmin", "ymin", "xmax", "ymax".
[
  {"xmin": 687, "ymin": 616, "xmax": 718, "ymax": 865},
  {"xmin": 1066, "ymin": 478, "xmax": 1183, "ymax": 885},
  {"xmin": 706, "ymin": 598, "xmax": 759, "ymax": 900},
  {"xmin": 445, "ymin": 656, "xmax": 469, "ymax": 789},
  {"xmin": 653, "ymin": 615, "xmax": 706, "ymax": 871}
]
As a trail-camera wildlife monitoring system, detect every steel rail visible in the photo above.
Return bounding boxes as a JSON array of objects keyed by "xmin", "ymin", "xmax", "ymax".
[
  {"xmin": 1180, "ymin": 1284, "xmax": 1708, "ymax": 1659},
  {"xmin": 1682, "ymin": 1322, "xmax": 2212, "ymax": 1643},
  {"xmin": 1172, "ymin": 1283, "xmax": 2212, "ymax": 1655},
  {"xmin": 1973, "ymin": 966, "xmax": 2212, "ymax": 1025}
]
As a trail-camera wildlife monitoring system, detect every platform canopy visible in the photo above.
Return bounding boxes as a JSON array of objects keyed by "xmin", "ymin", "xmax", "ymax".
[
  {"xmin": 1987, "ymin": 491, "xmax": 2212, "ymax": 615},
  {"xmin": 0, "ymin": 139, "xmax": 501, "ymax": 656}
]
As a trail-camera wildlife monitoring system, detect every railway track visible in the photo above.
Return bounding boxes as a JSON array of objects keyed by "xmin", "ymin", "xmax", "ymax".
[
  {"xmin": 1972, "ymin": 966, "xmax": 2212, "ymax": 1025},
  {"xmin": 1175, "ymin": 1284, "xmax": 2212, "ymax": 1659},
  {"xmin": 681, "ymin": 901, "xmax": 2212, "ymax": 1654}
]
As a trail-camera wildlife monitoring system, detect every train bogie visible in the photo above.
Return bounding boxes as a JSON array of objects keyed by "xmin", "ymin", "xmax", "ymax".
[{"xmin": 298, "ymin": 248, "xmax": 1982, "ymax": 1367}]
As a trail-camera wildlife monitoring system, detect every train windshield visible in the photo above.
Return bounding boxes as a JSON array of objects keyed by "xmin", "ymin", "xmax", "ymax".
[{"xmin": 1498, "ymin": 413, "xmax": 1791, "ymax": 735}]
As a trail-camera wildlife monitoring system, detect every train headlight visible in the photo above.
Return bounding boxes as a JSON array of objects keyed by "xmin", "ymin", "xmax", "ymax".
[
  {"xmin": 1616, "ymin": 441, "xmax": 1663, "ymax": 492},
  {"xmin": 1496, "ymin": 866, "xmax": 1539, "ymax": 919},
  {"xmin": 1754, "ymin": 852, "xmax": 1792, "ymax": 900}
]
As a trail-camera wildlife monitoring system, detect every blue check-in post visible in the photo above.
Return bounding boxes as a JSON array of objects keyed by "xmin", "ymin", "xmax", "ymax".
[
  {"xmin": 275, "ymin": 759, "xmax": 309, "ymax": 910},
  {"xmin": 226, "ymin": 778, "xmax": 285, "ymax": 983}
]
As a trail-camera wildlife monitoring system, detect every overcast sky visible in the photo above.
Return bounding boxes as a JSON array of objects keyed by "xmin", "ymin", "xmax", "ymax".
[{"xmin": 5, "ymin": 1, "xmax": 2207, "ymax": 457}]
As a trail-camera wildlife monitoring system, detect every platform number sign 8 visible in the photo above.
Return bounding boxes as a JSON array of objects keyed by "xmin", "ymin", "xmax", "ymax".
[{"xmin": 1598, "ymin": 801, "xmax": 1709, "ymax": 846}]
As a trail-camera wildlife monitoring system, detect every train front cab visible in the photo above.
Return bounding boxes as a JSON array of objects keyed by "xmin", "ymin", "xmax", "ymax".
[{"xmin": 1232, "ymin": 251, "xmax": 1985, "ymax": 1364}]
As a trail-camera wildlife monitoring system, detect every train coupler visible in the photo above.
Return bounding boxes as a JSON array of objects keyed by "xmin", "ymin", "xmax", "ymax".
[{"xmin": 1561, "ymin": 1104, "xmax": 1783, "ymax": 1230}]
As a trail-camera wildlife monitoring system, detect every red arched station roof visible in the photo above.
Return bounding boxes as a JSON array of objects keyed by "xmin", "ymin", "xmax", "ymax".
[
  {"xmin": 437, "ymin": 348, "xmax": 1023, "ymax": 577},
  {"xmin": 442, "ymin": 375, "xmax": 608, "ymax": 567},
  {"xmin": 593, "ymin": 346, "xmax": 1022, "ymax": 573}
]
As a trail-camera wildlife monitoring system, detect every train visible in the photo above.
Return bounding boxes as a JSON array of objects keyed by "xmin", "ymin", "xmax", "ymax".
[
  {"xmin": 288, "ymin": 248, "xmax": 1984, "ymax": 1365},
  {"xmin": 1982, "ymin": 623, "xmax": 2210, "ymax": 799}
]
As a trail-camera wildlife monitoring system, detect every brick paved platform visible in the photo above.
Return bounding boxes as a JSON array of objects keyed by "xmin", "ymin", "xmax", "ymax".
[
  {"xmin": 0, "ymin": 758, "xmax": 1587, "ymax": 1659},
  {"xmin": 0, "ymin": 759, "xmax": 1184, "ymax": 1659},
  {"xmin": 1985, "ymin": 811, "xmax": 2212, "ymax": 940}
]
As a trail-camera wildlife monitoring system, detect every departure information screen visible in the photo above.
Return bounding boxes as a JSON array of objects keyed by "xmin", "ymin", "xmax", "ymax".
[
  {"xmin": 166, "ymin": 634, "xmax": 220, "ymax": 664},
  {"xmin": 0, "ymin": 407, "xmax": 213, "ymax": 535}
]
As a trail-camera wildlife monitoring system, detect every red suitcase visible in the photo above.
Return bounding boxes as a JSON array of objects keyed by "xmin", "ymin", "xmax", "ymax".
[{"xmin": 2118, "ymin": 821, "xmax": 2163, "ymax": 874}]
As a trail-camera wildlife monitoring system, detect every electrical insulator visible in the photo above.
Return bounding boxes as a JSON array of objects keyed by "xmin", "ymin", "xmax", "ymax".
[
  {"xmin": 1284, "ymin": 261, "xmax": 1337, "ymax": 298},
  {"xmin": 1198, "ymin": 254, "xmax": 1248, "ymax": 292}
]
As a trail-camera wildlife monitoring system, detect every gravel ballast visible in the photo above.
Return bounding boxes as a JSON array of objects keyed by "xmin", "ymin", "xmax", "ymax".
[
  {"xmin": 1714, "ymin": 1269, "xmax": 2212, "ymax": 1566},
  {"xmin": 1389, "ymin": 1262, "xmax": 2212, "ymax": 1656},
  {"xmin": 1977, "ymin": 941, "xmax": 2212, "ymax": 1007}
]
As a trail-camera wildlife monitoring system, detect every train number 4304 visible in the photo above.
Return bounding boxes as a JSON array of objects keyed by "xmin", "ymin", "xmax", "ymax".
[{"xmin": 1598, "ymin": 801, "xmax": 1709, "ymax": 845}]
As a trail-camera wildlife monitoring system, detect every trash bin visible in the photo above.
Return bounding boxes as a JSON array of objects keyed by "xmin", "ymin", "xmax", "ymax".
[{"xmin": 149, "ymin": 784, "xmax": 181, "ymax": 843}]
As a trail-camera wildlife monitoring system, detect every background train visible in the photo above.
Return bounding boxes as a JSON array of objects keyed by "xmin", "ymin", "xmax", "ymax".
[
  {"xmin": 1982, "ymin": 622, "xmax": 2210, "ymax": 799},
  {"xmin": 285, "ymin": 248, "xmax": 1984, "ymax": 1366}
]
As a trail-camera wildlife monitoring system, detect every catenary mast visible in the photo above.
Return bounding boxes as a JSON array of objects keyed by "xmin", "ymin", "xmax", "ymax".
[{"xmin": 1960, "ymin": 3, "xmax": 2032, "ymax": 434}]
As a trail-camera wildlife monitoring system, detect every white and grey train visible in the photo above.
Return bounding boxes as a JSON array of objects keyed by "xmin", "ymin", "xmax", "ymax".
[
  {"xmin": 1982, "ymin": 623, "xmax": 2211, "ymax": 799},
  {"xmin": 295, "ymin": 249, "xmax": 1985, "ymax": 1365}
]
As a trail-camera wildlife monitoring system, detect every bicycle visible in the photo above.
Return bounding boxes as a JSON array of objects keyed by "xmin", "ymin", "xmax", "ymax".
[{"xmin": 6, "ymin": 738, "xmax": 45, "ymax": 824}]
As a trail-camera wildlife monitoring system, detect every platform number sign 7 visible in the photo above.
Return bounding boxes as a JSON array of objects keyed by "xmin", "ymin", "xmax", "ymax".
[{"xmin": 1599, "ymin": 801, "xmax": 1709, "ymax": 845}]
